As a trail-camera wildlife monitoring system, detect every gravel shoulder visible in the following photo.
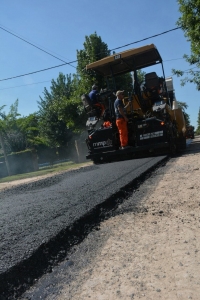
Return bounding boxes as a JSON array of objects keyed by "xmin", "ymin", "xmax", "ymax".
[{"xmin": 55, "ymin": 137, "xmax": 200, "ymax": 300}]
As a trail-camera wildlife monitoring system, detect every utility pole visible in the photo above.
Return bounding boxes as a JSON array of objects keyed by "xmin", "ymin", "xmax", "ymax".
[
  {"xmin": 75, "ymin": 140, "xmax": 80, "ymax": 163},
  {"xmin": 0, "ymin": 131, "xmax": 11, "ymax": 176}
]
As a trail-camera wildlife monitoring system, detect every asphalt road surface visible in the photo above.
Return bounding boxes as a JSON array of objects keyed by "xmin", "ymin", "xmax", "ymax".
[{"xmin": 0, "ymin": 155, "xmax": 166, "ymax": 298}]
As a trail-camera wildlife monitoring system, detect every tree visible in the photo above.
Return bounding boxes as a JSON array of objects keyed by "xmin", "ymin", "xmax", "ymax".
[
  {"xmin": 17, "ymin": 114, "xmax": 42, "ymax": 148},
  {"xmin": 172, "ymin": 0, "xmax": 200, "ymax": 90},
  {"xmin": 76, "ymin": 32, "xmax": 110, "ymax": 93},
  {"xmin": 177, "ymin": 100, "xmax": 190, "ymax": 126},
  {"xmin": 112, "ymin": 73, "xmax": 133, "ymax": 93},
  {"xmin": 38, "ymin": 33, "xmax": 112, "ymax": 147},
  {"xmin": 0, "ymin": 105, "xmax": 7, "ymax": 146},
  {"xmin": 137, "ymin": 70, "xmax": 146, "ymax": 85},
  {"xmin": 0, "ymin": 105, "xmax": 11, "ymax": 175},
  {"xmin": 196, "ymin": 107, "xmax": 200, "ymax": 134},
  {"xmin": 0, "ymin": 100, "xmax": 29, "ymax": 153},
  {"xmin": 77, "ymin": 32, "xmax": 135, "ymax": 96},
  {"xmin": 37, "ymin": 32, "xmax": 136, "ymax": 147},
  {"xmin": 38, "ymin": 73, "xmax": 83, "ymax": 146}
]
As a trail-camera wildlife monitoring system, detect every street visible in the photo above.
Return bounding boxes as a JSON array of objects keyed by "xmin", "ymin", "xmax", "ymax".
[{"xmin": 0, "ymin": 155, "xmax": 166, "ymax": 299}]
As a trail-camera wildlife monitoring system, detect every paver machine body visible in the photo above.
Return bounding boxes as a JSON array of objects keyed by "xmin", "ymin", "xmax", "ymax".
[
  {"xmin": 186, "ymin": 125, "xmax": 195, "ymax": 139},
  {"xmin": 82, "ymin": 44, "xmax": 186, "ymax": 163}
]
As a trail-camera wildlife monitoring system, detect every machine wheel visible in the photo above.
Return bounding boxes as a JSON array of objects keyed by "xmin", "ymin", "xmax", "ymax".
[
  {"xmin": 169, "ymin": 138, "xmax": 177, "ymax": 156},
  {"xmin": 181, "ymin": 136, "xmax": 186, "ymax": 149},
  {"xmin": 177, "ymin": 136, "xmax": 186, "ymax": 152},
  {"xmin": 93, "ymin": 157, "xmax": 105, "ymax": 164},
  {"xmin": 93, "ymin": 158, "xmax": 101, "ymax": 164},
  {"xmin": 169, "ymin": 144, "xmax": 176, "ymax": 156},
  {"xmin": 168, "ymin": 122, "xmax": 178, "ymax": 156}
]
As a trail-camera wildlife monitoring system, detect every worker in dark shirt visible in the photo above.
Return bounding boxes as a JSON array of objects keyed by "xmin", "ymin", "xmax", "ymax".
[
  {"xmin": 89, "ymin": 84, "xmax": 105, "ymax": 117},
  {"xmin": 114, "ymin": 90, "xmax": 131, "ymax": 149},
  {"xmin": 89, "ymin": 84, "xmax": 99, "ymax": 105}
]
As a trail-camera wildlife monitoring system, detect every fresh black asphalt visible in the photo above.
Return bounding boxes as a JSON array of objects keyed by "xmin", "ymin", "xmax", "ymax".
[{"xmin": 0, "ymin": 156, "xmax": 166, "ymax": 298}]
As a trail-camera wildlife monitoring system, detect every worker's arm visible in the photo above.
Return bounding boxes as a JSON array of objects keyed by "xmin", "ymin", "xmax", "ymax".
[
  {"xmin": 124, "ymin": 102, "xmax": 131, "ymax": 109},
  {"xmin": 118, "ymin": 106, "xmax": 129, "ymax": 122}
]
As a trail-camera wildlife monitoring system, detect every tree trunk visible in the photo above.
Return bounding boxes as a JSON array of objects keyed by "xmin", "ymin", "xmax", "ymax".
[{"xmin": 0, "ymin": 131, "xmax": 11, "ymax": 176}]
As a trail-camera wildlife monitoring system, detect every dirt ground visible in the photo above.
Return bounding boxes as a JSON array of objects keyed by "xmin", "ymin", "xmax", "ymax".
[{"xmin": 57, "ymin": 137, "xmax": 200, "ymax": 300}]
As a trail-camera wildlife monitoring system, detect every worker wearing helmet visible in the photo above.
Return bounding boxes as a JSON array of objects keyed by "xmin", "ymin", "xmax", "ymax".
[
  {"xmin": 114, "ymin": 90, "xmax": 131, "ymax": 149},
  {"xmin": 89, "ymin": 84, "xmax": 99, "ymax": 105},
  {"xmin": 89, "ymin": 84, "xmax": 105, "ymax": 117}
]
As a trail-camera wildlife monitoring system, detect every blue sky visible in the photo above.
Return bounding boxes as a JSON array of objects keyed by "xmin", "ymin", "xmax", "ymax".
[{"xmin": 0, "ymin": 0, "xmax": 199, "ymax": 128}]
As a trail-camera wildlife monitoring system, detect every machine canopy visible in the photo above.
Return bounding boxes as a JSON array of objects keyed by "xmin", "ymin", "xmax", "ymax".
[{"xmin": 86, "ymin": 44, "xmax": 162, "ymax": 77}]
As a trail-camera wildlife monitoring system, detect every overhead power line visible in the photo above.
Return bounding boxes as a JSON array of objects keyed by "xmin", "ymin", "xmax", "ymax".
[
  {"xmin": 167, "ymin": 66, "xmax": 199, "ymax": 78},
  {"xmin": 0, "ymin": 61, "xmax": 77, "ymax": 82},
  {"xmin": 2, "ymin": 66, "xmax": 196, "ymax": 92},
  {"xmin": 0, "ymin": 57, "xmax": 187, "ymax": 91},
  {"xmin": 0, "ymin": 25, "xmax": 76, "ymax": 69},
  {"xmin": 0, "ymin": 27, "xmax": 182, "ymax": 82},
  {"xmin": 164, "ymin": 58, "xmax": 184, "ymax": 62},
  {"xmin": 109, "ymin": 27, "xmax": 182, "ymax": 51},
  {"xmin": 0, "ymin": 80, "xmax": 51, "ymax": 91}
]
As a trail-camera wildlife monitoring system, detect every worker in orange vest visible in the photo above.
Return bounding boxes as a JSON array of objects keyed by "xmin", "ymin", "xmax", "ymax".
[{"xmin": 114, "ymin": 90, "xmax": 131, "ymax": 150}]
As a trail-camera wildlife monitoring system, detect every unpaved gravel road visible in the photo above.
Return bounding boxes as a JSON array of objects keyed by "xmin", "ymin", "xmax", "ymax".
[{"xmin": 21, "ymin": 137, "xmax": 200, "ymax": 300}]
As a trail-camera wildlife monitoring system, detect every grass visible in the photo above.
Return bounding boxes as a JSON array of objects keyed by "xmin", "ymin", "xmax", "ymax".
[{"xmin": 0, "ymin": 161, "xmax": 92, "ymax": 183}]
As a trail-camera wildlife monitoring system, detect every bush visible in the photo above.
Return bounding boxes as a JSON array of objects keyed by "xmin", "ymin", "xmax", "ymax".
[{"xmin": 0, "ymin": 150, "xmax": 38, "ymax": 177}]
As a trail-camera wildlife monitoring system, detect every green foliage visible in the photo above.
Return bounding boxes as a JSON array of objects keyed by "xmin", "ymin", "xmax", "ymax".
[
  {"xmin": 76, "ymin": 32, "xmax": 135, "ymax": 95},
  {"xmin": 177, "ymin": 100, "xmax": 190, "ymax": 126},
  {"xmin": 177, "ymin": 101, "xmax": 188, "ymax": 110},
  {"xmin": 0, "ymin": 105, "xmax": 6, "ymax": 130},
  {"xmin": 177, "ymin": 0, "xmax": 200, "ymax": 57},
  {"xmin": 38, "ymin": 73, "xmax": 85, "ymax": 147},
  {"xmin": 76, "ymin": 32, "xmax": 110, "ymax": 93},
  {"xmin": 173, "ymin": 0, "xmax": 200, "ymax": 89},
  {"xmin": 196, "ymin": 107, "xmax": 200, "ymax": 134},
  {"xmin": 0, "ymin": 102, "xmax": 43, "ymax": 153},
  {"xmin": 38, "ymin": 32, "xmax": 135, "ymax": 147},
  {"xmin": 137, "ymin": 70, "xmax": 146, "ymax": 85},
  {"xmin": 0, "ymin": 100, "xmax": 19, "ymax": 130},
  {"xmin": 17, "ymin": 114, "xmax": 42, "ymax": 148},
  {"xmin": 0, "ymin": 100, "xmax": 27, "ymax": 153},
  {"xmin": 112, "ymin": 73, "xmax": 133, "ymax": 93},
  {"xmin": 8, "ymin": 149, "xmax": 36, "ymax": 175},
  {"xmin": 0, "ymin": 32, "xmax": 152, "ymax": 154}
]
